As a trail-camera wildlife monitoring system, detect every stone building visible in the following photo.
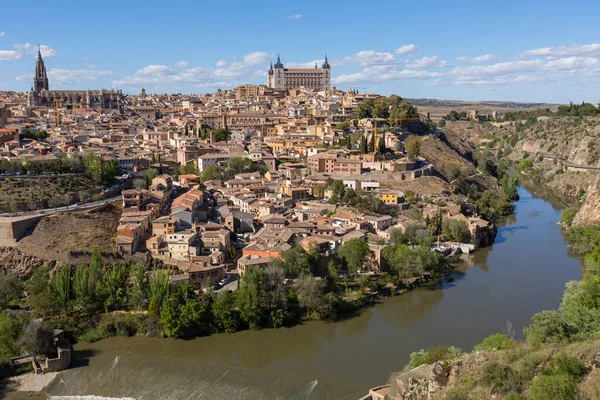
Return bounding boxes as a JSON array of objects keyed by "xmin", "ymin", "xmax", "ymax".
[
  {"xmin": 27, "ymin": 46, "xmax": 123, "ymax": 110},
  {"xmin": 267, "ymin": 54, "xmax": 331, "ymax": 91}
]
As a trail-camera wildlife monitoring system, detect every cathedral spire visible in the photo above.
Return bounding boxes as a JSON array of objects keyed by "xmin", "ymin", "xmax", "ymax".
[
  {"xmin": 37, "ymin": 44, "xmax": 42, "ymax": 59},
  {"xmin": 274, "ymin": 53, "xmax": 283, "ymax": 68}
]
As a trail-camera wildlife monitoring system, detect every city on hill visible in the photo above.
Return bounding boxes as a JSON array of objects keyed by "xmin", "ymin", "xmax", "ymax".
[{"xmin": 2, "ymin": 44, "xmax": 600, "ymax": 400}]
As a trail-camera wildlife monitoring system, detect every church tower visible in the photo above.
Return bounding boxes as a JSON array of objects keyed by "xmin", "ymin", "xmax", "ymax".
[{"xmin": 33, "ymin": 45, "xmax": 49, "ymax": 93}]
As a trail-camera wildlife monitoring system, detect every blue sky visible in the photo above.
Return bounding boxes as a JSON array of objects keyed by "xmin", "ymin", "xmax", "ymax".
[{"xmin": 1, "ymin": 0, "xmax": 600, "ymax": 103}]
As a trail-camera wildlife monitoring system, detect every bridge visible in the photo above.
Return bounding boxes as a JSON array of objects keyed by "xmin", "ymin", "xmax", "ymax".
[{"xmin": 538, "ymin": 152, "xmax": 600, "ymax": 170}]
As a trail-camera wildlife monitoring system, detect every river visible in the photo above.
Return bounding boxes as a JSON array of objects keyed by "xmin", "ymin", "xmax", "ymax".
[{"xmin": 16, "ymin": 187, "xmax": 584, "ymax": 400}]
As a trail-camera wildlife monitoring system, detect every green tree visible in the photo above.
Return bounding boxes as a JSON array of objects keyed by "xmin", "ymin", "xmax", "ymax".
[
  {"xmin": 405, "ymin": 136, "xmax": 422, "ymax": 162},
  {"xmin": 127, "ymin": 263, "xmax": 148, "ymax": 310},
  {"xmin": 103, "ymin": 263, "xmax": 128, "ymax": 311},
  {"xmin": 477, "ymin": 190, "xmax": 513, "ymax": 221},
  {"xmin": 199, "ymin": 165, "xmax": 222, "ymax": 183},
  {"xmin": 52, "ymin": 267, "xmax": 71, "ymax": 310},
  {"xmin": 278, "ymin": 246, "xmax": 312, "ymax": 278},
  {"xmin": 212, "ymin": 290, "xmax": 240, "ymax": 333},
  {"xmin": 294, "ymin": 275, "xmax": 324, "ymax": 317},
  {"xmin": 236, "ymin": 268, "xmax": 265, "ymax": 329},
  {"xmin": 330, "ymin": 180, "xmax": 346, "ymax": 200},
  {"xmin": 360, "ymin": 133, "xmax": 368, "ymax": 154},
  {"xmin": 0, "ymin": 271, "xmax": 22, "ymax": 310},
  {"xmin": 149, "ymin": 270, "xmax": 170, "ymax": 311},
  {"xmin": 338, "ymin": 238, "xmax": 371, "ymax": 276},
  {"xmin": 442, "ymin": 219, "xmax": 471, "ymax": 243}
]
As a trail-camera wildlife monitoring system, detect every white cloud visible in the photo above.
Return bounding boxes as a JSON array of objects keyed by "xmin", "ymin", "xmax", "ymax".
[
  {"xmin": 175, "ymin": 61, "xmax": 189, "ymax": 68},
  {"xmin": 38, "ymin": 45, "xmax": 56, "ymax": 58},
  {"xmin": 113, "ymin": 51, "xmax": 270, "ymax": 89},
  {"xmin": 0, "ymin": 43, "xmax": 56, "ymax": 60},
  {"xmin": 0, "ymin": 49, "xmax": 21, "ymax": 60},
  {"xmin": 453, "ymin": 74, "xmax": 548, "ymax": 86},
  {"xmin": 242, "ymin": 52, "xmax": 270, "ymax": 65},
  {"xmin": 544, "ymin": 56, "xmax": 598, "ymax": 70},
  {"xmin": 395, "ymin": 44, "xmax": 418, "ymax": 55},
  {"xmin": 456, "ymin": 54, "xmax": 499, "ymax": 63},
  {"xmin": 288, "ymin": 14, "xmax": 302, "ymax": 20},
  {"xmin": 286, "ymin": 60, "xmax": 323, "ymax": 69},
  {"xmin": 453, "ymin": 57, "xmax": 598, "ymax": 78},
  {"xmin": 520, "ymin": 43, "xmax": 600, "ymax": 58},
  {"xmin": 137, "ymin": 64, "xmax": 172, "ymax": 76},
  {"xmin": 45, "ymin": 68, "xmax": 112, "ymax": 85},
  {"xmin": 406, "ymin": 56, "xmax": 448, "ymax": 68},
  {"xmin": 0, "ymin": 32, "xmax": 4, "ymax": 37},
  {"xmin": 334, "ymin": 65, "xmax": 442, "ymax": 84},
  {"xmin": 339, "ymin": 50, "xmax": 395, "ymax": 66}
]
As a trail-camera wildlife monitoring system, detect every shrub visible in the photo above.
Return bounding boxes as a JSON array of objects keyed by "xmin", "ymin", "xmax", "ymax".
[
  {"xmin": 405, "ymin": 346, "xmax": 463, "ymax": 370},
  {"xmin": 474, "ymin": 333, "xmax": 515, "ymax": 351},
  {"xmin": 540, "ymin": 354, "xmax": 586, "ymax": 382},
  {"xmin": 579, "ymin": 368, "xmax": 600, "ymax": 400},
  {"xmin": 561, "ymin": 208, "xmax": 578, "ymax": 226},
  {"xmin": 482, "ymin": 362, "xmax": 527, "ymax": 394},
  {"xmin": 529, "ymin": 374, "xmax": 578, "ymax": 400},
  {"xmin": 524, "ymin": 310, "xmax": 570, "ymax": 346}
]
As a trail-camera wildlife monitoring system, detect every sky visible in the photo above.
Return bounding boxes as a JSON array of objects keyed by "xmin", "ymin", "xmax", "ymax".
[{"xmin": 1, "ymin": 0, "xmax": 600, "ymax": 103}]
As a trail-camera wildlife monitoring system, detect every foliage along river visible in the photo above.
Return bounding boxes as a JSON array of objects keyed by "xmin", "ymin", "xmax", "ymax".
[{"xmin": 26, "ymin": 187, "xmax": 585, "ymax": 400}]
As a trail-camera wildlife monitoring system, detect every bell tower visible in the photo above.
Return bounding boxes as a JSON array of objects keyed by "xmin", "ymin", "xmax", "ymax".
[{"xmin": 33, "ymin": 45, "xmax": 49, "ymax": 93}]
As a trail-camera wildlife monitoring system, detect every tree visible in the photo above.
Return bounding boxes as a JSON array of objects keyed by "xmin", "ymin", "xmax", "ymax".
[
  {"xmin": 78, "ymin": 190, "xmax": 91, "ymax": 203},
  {"xmin": 199, "ymin": 165, "xmax": 222, "ymax": 183},
  {"xmin": 477, "ymin": 190, "xmax": 513, "ymax": 221},
  {"xmin": 330, "ymin": 180, "xmax": 345, "ymax": 200},
  {"xmin": 52, "ymin": 267, "xmax": 71, "ymax": 310},
  {"xmin": 214, "ymin": 128, "xmax": 231, "ymax": 142},
  {"xmin": 294, "ymin": 275, "xmax": 324, "ymax": 317},
  {"xmin": 360, "ymin": 133, "xmax": 368, "ymax": 154},
  {"xmin": 212, "ymin": 290, "xmax": 240, "ymax": 333},
  {"xmin": 447, "ymin": 164, "xmax": 462, "ymax": 181},
  {"xmin": 103, "ymin": 263, "xmax": 128, "ymax": 311},
  {"xmin": 338, "ymin": 238, "xmax": 371, "ymax": 276},
  {"xmin": 144, "ymin": 168, "xmax": 159, "ymax": 188},
  {"xmin": 377, "ymin": 132, "xmax": 386, "ymax": 154},
  {"xmin": 500, "ymin": 174, "xmax": 519, "ymax": 200},
  {"xmin": 442, "ymin": 219, "xmax": 471, "ymax": 243},
  {"xmin": 19, "ymin": 319, "xmax": 55, "ymax": 360},
  {"xmin": 279, "ymin": 246, "xmax": 312, "ymax": 278},
  {"xmin": 0, "ymin": 271, "xmax": 22, "ymax": 310},
  {"xmin": 184, "ymin": 125, "xmax": 189, "ymax": 136},
  {"xmin": 133, "ymin": 178, "xmax": 146, "ymax": 191},
  {"xmin": 127, "ymin": 263, "xmax": 148, "ymax": 310},
  {"xmin": 149, "ymin": 270, "xmax": 170, "ymax": 311},
  {"xmin": 405, "ymin": 136, "xmax": 422, "ymax": 162},
  {"xmin": 178, "ymin": 162, "xmax": 199, "ymax": 176},
  {"xmin": 235, "ymin": 268, "xmax": 265, "ymax": 329},
  {"xmin": 336, "ymin": 122, "xmax": 350, "ymax": 132}
]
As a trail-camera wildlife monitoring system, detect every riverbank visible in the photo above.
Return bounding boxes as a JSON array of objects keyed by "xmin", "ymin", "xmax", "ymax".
[{"xmin": 29, "ymin": 186, "xmax": 582, "ymax": 400}]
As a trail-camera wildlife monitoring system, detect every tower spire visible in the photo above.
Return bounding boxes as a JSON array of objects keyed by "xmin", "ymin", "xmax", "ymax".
[{"xmin": 37, "ymin": 43, "xmax": 42, "ymax": 59}]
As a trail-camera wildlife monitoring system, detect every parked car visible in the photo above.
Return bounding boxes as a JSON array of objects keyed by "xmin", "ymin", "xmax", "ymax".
[
  {"xmin": 211, "ymin": 283, "xmax": 222, "ymax": 291},
  {"xmin": 219, "ymin": 275, "xmax": 230, "ymax": 285}
]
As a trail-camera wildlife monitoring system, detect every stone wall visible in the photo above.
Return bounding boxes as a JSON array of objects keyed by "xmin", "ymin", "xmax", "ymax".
[{"xmin": 0, "ymin": 215, "xmax": 41, "ymax": 247}]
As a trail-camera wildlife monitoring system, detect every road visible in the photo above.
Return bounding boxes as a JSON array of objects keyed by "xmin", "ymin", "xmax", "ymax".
[{"xmin": 0, "ymin": 195, "xmax": 122, "ymax": 218}]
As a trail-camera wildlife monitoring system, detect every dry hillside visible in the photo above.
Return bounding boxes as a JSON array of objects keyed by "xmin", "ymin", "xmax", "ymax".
[{"xmin": 18, "ymin": 203, "xmax": 122, "ymax": 265}]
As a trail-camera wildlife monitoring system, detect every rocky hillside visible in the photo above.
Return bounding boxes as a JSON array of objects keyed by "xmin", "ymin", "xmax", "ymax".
[
  {"xmin": 443, "ymin": 118, "xmax": 600, "ymax": 224},
  {"xmin": 383, "ymin": 337, "xmax": 600, "ymax": 399},
  {"xmin": 16, "ymin": 203, "xmax": 122, "ymax": 267}
]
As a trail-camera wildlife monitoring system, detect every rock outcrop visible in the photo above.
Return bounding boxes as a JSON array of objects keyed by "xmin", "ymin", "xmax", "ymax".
[
  {"xmin": 389, "ymin": 362, "xmax": 450, "ymax": 399},
  {"xmin": 0, "ymin": 246, "xmax": 46, "ymax": 278},
  {"xmin": 573, "ymin": 179, "xmax": 600, "ymax": 225}
]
